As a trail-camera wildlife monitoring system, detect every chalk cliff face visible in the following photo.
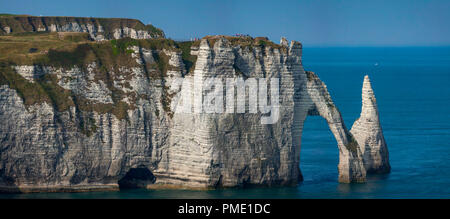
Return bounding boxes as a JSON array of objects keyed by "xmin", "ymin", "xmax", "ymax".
[
  {"xmin": 0, "ymin": 28, "xmax": 389, "ymax": 192},
  {"xmin": 0, "ymin": 16, "xmax": 165, "ymax": 40}
]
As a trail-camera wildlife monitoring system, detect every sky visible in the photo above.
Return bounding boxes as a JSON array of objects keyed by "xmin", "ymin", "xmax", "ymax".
[{"xmin": 1, "ymin": 0, "xmax": 449, "ymax": 46}]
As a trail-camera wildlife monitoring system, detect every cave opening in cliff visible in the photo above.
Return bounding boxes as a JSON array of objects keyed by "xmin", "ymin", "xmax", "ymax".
[
  {"xmin": 301, "ymin": 116, "xmax": 339, "ymax": 182},
  {"xmin": 118, "ymin": 167, "xmax": 156, "ymax": 190}
]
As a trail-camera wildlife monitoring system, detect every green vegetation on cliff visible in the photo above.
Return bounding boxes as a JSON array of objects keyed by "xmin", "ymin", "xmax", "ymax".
[
  {"xmin": 0, "ymin": 31, "xmax": 289, "ymax": 126},
  {"xmin": 0, "ymin": 31, "xmax": 181, "ymax": 68},
  {"xmin": 200, "ymin": 35, "xmax": 287, "ymax": 52},
  {"xmin": 0, "ymin": 29, "xmax": 203, "ymax": 126},
  {"xmin": 177, "ymin": 41, "xmax": 197, "ymax": 73},
  {"xmin": 0, "ymin": 13, "xmax": 23, "ymax": 17},
  {"xmin": 0, "ymin": 32, "xmax": 176, "ymax": 122},
  {"xmin": 0, "ymin": 15, "xmax": 165, "ymax": 38}
]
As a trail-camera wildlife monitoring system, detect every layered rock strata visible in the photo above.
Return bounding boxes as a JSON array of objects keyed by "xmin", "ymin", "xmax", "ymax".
[
  {"xmin": 0, "ymin": 16, "xmax": 165, "ymax": 40},
  {"xmin": 0, "ymin": 35, "xmax": 389, "ymax": 192},
  {"xmin": 351, "ymin": 76, "xmax": 391, "ymax": 174}
]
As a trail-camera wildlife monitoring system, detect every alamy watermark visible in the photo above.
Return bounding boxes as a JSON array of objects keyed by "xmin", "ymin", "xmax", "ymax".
[{"xmin": 167, "ymin": 75, "xmax": 280, "ymax": 124}]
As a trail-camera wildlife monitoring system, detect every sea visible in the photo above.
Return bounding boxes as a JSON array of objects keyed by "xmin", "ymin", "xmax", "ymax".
[{"xmin": 1, "ymin": 46, "xmax": 449, "ymax": 199}]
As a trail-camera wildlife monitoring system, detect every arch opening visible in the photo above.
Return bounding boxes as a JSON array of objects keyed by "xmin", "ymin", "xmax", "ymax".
[{"xmin": 300, "ymin": 116, "xmax": 339, "ymax": 183}]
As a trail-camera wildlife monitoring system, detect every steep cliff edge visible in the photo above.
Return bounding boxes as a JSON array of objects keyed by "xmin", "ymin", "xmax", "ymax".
[
  {"xmin": 0, "ymin": 29, "xmax": 389, "ymax": 192},
  {"xmin": 0, "ymin": 15, "xmax": 165, "ymax": 40}
]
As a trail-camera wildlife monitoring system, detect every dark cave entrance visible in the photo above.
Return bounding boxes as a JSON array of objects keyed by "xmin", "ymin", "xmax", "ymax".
[
  {"xmin": 301, "ymin": 116, "xmax": 339, "ymax": 182},
  {"xmin": 118, "ymin": 167, "xmax": 156, "ymax": 189}
]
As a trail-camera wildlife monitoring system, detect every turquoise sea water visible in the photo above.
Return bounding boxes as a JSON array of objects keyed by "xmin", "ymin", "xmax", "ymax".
[{"xmin": 2, "ymin": 47, "xmax": 450, "ymax": 199}]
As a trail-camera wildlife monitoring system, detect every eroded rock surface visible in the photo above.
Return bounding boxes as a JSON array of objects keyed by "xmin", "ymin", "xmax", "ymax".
[
  {"xmin": 304, "ymin": 71, "xmax": 366, "ymax": 183},
  {"xmin": 0, "ymin": 16, "xmax": 165, "ymax": 40},
  {"xmin": 0, "ymin": 35, "xmax": 389, "ymax": 192},
  {"xmin": 351, "ymin": 76, "xmax": 391, "ymax": 174}
]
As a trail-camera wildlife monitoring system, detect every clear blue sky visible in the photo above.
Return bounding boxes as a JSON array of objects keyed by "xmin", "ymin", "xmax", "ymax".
[{"xmin": 1, "ymin": 0, "xmax": 449, "ymax": 46}]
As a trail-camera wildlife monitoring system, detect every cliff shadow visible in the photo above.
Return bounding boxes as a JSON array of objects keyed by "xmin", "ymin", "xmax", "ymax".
[
  {"xmin": 118, "ymin": 167, "xmax": 156, "ymax": 190},
  {"xmin": 0, "ymin": 173, "xmax": 21, "ymax": 194}
]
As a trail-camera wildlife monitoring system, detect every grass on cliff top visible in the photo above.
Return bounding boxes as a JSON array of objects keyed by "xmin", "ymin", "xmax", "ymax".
[
  {"xmin": 0, "ymin": 14, "xmax": 18, "ymax": 17},
  {"xmin": 0, "ymin": 32, "xmax": 192, "ymax": 71},
  {"xmin": 199, "ymin": 35, "xmax": 286, "ymax": 52},
  {"xmin": 0, "ymin": 14, "xmax": 32, "ymax": 17},
  {"xmin": 0, "ymin": 33, "xmax": 194, "ymax": 122},
  {"xmin": 0, "ymin": 32, "xmax": 169, "ymax": 68},
  {"xmin": 0, "ymin": 32, "xmax": 92, "ymax": 64},
  {"xmin": 0, "ymin": 32, "xmax": 285, "ymax": 73},
  {"xmin": 0, "ymin": 15, "xmax": 165, "ymax": 38}
]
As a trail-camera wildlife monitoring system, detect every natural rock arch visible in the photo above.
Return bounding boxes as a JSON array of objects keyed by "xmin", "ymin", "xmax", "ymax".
[
  {"xmin": 0, "ymin": 35, "xmax": 391, "ymax": 192},
  {"xmin": 296, "ymin": 72, "xmax": 390, "ymax": 183},
  {"xmin": 297, "ymin": 71, "xmax": 366, "ymax": 183}
]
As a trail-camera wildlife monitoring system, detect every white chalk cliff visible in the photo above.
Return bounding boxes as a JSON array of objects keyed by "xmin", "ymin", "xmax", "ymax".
[
  {"xmin": 0, "ymin": 16, "xmax": 165, "ymax": 40},
  {"xmin": 351, "ymin": 76, "xmax": 391, "ymax": 174},
  {"xmin": 0, "ymin": 33, "xmax": 390, "ymax": 192}
]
